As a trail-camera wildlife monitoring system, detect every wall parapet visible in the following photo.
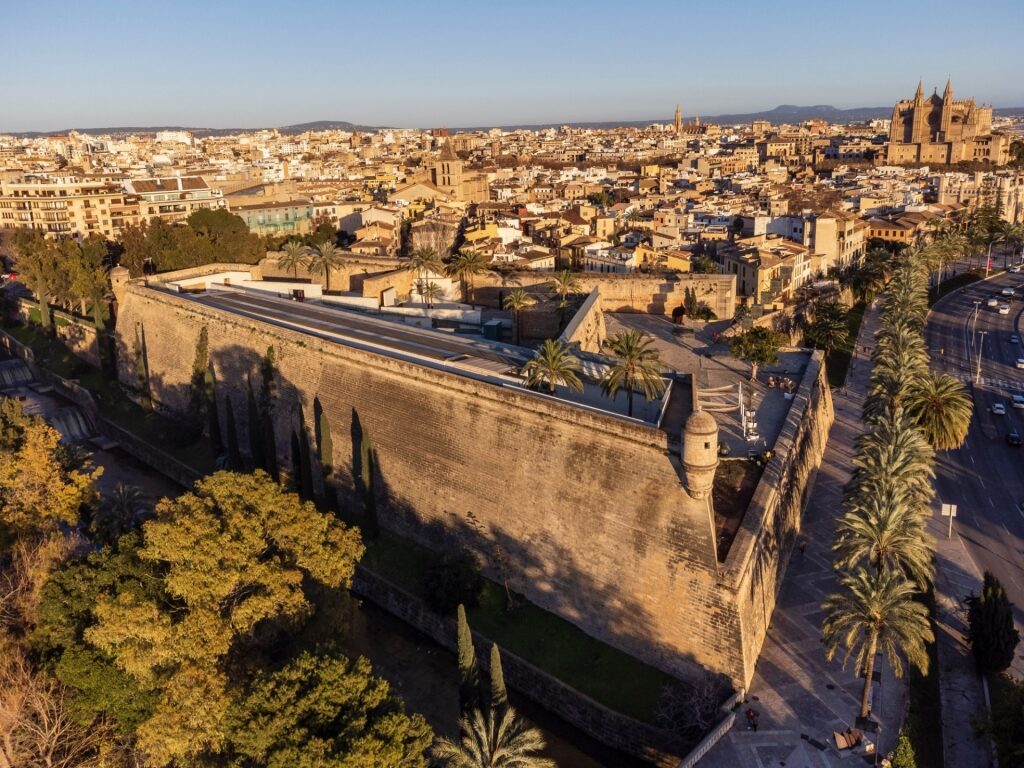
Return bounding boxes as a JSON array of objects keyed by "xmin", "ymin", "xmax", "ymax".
[{"xmin": 558, "ymin": 287, "xmax": 606, "ymax": 354}]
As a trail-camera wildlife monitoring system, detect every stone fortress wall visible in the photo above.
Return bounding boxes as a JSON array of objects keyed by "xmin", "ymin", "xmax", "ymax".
[{"xmin": 114, "ymin": 267, "xmax": 828, "ymax": 691}]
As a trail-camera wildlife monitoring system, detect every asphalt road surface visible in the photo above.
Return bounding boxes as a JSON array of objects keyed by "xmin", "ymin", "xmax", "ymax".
[
  {"xmin": 179, "ymin": 287, "xmax": 527, "ymax": 374},
  {"xmin": 925, "ymin": 269, "xmax": 1024, "ymax": 656}
]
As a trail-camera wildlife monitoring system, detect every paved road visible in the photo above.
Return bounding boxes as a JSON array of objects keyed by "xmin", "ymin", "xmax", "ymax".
[
  {"xmin": 180, "ymin": 287, "xmax": 528, "ymax": 373},
  {"xmin": 925, "ymin": 270, "xmax": 1024, "ymax": 677}
]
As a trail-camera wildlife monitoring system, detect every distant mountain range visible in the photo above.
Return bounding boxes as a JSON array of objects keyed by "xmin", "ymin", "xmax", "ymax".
[{"xmin": 6, "ymin": 104, "xmax": 1023, "ymax": 137}]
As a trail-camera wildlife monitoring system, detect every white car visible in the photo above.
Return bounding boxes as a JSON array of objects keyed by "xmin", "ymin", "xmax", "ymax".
[
  {"xmin": 1003, "ymin": 288, "xmax": 1016, "ymax": 297},
  {"xmin": 992, "ymin": 403, "xmax": 1007, "ymax": 415},
  {"xmin": 988, "ymin": 297, "xmax": 1000, "ymax": 308},
  {"xmin": 1017, "ymin": 359, "xmax": 1024, "ymax": 369},
  {"xmin": 999, "ymin": 304, "xmax": 1011, "ymax": 315},
  {"xmin": 1011, "ymin": 265, "xmax": 1022, "ymax": 273},
  {"xmin": 1013, "ymin": 395, "xmax": 1024, "ymax": 409}
]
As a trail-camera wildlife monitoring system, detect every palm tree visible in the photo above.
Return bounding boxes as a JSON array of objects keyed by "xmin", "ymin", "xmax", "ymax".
[
  {"xmin": 834, "ymin": 495, "xmax": 934, "ymax": 588},
  {"xmin": 548, "ymin": 269, "xmax": 582, "ymax": 328},
  {"xmin": 277, "ymin": 241, "xmax": 310, "ymax": 279},
  {"xmin": 521, "ymin": 339, "xmax": 583, "ymax": 395},
  {"xmin": 431, "ymin": 706, "xmax": 556, "ymax": 768},
  {"xmin": 804, "ymin": 301, "xmax": 849, "ymax": 357},
  {"xmin": 848, "ymin": 407, "xmax": 936, "ymax": 509},
  {"xmin": 822, "ymin": 568, "xmax": 933, "ymax": 719},
  {"xmin": 599, "ymin": 330, "xmax": 666, "ymax": 417},
  {"xmin": 408, "ymin": 246, "xmax": 443, "ymax": 288},
  {"xmin": 307, "ymin": 241, "xmax": 345, "ymax": 292},
  {"xmin": 93, "ymin": 483, "xmax": 150, "ymax": 544},
  {"xmin": 503, "ymin": 288, "xmax": 535, "ymax": 346},
  {"xmin": 420, "ymin": 280, "xmax": 444, "ymax": 310},
  {"xmin": 904, "ymin": 373, "xmax": 973, "ymax": 451},
  {"xmin": 447, "ymin": 250, "xmax": 489, "ymax": 304}
]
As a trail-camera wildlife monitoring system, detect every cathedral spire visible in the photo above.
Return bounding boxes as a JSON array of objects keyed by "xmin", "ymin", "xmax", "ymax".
[
  {"xmin": 914, "ymin": 79, "xmax": 924, "ymax": 102},
  {"xmin": 943, "ymin": 77, "xmax": 953, "ymax": 103}
]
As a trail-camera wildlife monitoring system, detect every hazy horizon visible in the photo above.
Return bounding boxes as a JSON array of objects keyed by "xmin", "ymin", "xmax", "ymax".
[{"xmin": 5, "ymin": 0, "xmax": 1023, "ymax": 133}]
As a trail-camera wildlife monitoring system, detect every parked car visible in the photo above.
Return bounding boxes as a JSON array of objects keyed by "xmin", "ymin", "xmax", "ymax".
[
  {"xmin": 988, "ymin": 297, "xmax": 1000, "ymax": 308},
  {"xmin": 1013, "ymin": 395, "xmax": 1024, "ymax": 409},
  {"xmin": 999, "ymin": 304, "xmax": 1011, "ymax": 315},
  {"xmin": 1003, "ymin": 288, "xmax": 1016, "ymax": 297},
  {"xmin": 1011, "ymin": 265, "xmax": 1022, "ymax": 273},
  {"xmin": 1017, "ymin": 358, "xmax": 1024, "ymax": 369},
  {"xmin": 992, "ymin": 402, "xmax": 1007, "ymax": 415},
  {"xmin": 1007, "ymin": 430, "xmax": 1022, "ymax": 447}
]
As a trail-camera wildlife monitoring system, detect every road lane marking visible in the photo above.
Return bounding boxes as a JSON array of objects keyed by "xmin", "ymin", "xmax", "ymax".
[
  {"xmin": 979, "ymin": 475, "xmax": 986, "ymax": 488},
  {"xmin": 970, "ymin": 454, "xmax": 976, "ymax": 465},
  {"xmin": 989, "ymin": 497, "xmax": 996, "ymax": 508}
]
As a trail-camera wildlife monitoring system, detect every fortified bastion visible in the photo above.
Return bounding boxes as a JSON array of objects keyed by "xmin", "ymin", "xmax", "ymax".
[{"xmin": 114, "ymin": 265, "xmax": 832, "ymax": 690}]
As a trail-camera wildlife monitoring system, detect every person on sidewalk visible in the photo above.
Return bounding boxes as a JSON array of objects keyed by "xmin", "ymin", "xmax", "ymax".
[{"xmin": 745, "ymin": 708, "xmax": 759, "ymax": 731}]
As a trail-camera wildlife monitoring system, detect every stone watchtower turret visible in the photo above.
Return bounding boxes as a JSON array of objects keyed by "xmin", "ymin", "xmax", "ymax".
[{"xmin": 682, "ymin": 409, "xmax": 719, "ymax": 500}]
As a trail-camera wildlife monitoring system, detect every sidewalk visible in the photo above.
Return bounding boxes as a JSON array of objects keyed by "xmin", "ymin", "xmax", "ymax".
[
  {"xmin": 929, "ymin": 518, "xmax": 994, "ymax": 768},
  {"xmin": 701, "ymin": 302, "xmax": 907, "ymax": 768}
]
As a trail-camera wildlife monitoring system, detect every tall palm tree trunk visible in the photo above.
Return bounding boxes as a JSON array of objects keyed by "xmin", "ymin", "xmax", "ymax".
[{"xmin": 859, "ymin": 632, "xmax": 879, "ymax": 718}]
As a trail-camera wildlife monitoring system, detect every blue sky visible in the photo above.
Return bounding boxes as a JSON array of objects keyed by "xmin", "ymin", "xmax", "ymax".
[{"xmin": 4, "ymin": 0, "xmax": 1022, "ymax": 132}]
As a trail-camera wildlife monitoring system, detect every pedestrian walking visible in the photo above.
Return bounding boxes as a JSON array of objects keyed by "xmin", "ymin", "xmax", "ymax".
[{"xmin": 745, "ymin": 708, "xmax": 759, "ymax": 731}]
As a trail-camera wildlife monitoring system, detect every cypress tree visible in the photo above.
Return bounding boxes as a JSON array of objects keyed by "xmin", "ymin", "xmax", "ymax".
[
  {"xmin": 315, "ymin": 397, "xmax": 333, "ymax": 475},
  {"xmin": 134, "ymin": 325, "xmax": 152, "ymax": 412},
  {"xmin": 489, "ymin": 642, "xmax": 508, "ymax": 711},
  {"xmin": 225, "ymin": 394, "xmax": 241, "ymax": 470},
  {"xmin": 189, "ymin": 326, "xmax": 209, "ymax": 417},
  {"xmin": 967, "ymin": 570, "xmax": 1021, "ymax": 673},
  {"xmin": 456, "ymin": 604, "xmax": 480, "ymax": 715},
  {"xmin": 290, "ymin": 430, "xmax": 302, "ymax": 494},
  {"xmin": 206, "ymin": 365, "xmax": 223, "ymax": 457},
  {"xmin": 260, "ymin": 347, "xmax": 279, "ymax": 481},
  {"xmin": 360, "ymin": 429, "xmax": 379, "ymax": 539},
  {"xmin": 246, "ymin": 376, "xmax": 265, "ymax": 471}
]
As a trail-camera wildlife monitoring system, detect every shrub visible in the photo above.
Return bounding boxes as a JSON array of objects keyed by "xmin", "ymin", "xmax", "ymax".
[
  {"xmin": 890, "ymin": 732, "xmax": 917, "ymax": 768},
  {"xmin": 424, "ymin": 551, "xmax": 483, "ymax": 615}
]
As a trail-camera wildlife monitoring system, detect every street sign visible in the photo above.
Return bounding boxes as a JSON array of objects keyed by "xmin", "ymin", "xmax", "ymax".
[{"xmin": 941, "ymin": 503, "xmax": 957, "ymax": 538}]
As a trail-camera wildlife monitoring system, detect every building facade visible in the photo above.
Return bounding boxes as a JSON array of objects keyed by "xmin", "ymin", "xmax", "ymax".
[{"xmin": 886, "ymin": 80, "xmax": 1011, "ymax": 165}]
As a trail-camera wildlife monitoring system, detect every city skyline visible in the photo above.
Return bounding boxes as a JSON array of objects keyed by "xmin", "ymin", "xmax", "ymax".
[{"xmin": 5, "ymin": 0, "xmax": 1023, "ymax": 133}]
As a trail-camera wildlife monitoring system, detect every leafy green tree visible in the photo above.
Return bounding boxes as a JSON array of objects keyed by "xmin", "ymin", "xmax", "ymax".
[
  {"xmin": 431, "ymin": 706, "xmax": 555, "ymax": 768},
  {"xmin": 188, "ymin": 326, "xmax": 210, "ymax": 422},
  {"xmin": 690, "ymin": 252, "xmax": 718, "ymax": 274},
  {"xmin": 804, "ymin": 301, "xmax": 849, "ymax": 357},
  {"xmin": 457, "ymin": 604, "xmax": 480, "ymax": 716},
  {"xmin": 966, "ymin": 571, "xmax": 1021, "ymax": 674},
  {"xmin": 32, "ymin": 532, "xmax": 161, "ymax": 733},
  {"xmin": 729, "ymin": 326, "xmax": 784, "ymax": 381},
  {"xmin": 12, "ymin": 230, "xmax": 59, "ymax": 329},
  {"xmin": 424, "ymin": 552, "xmax": 483, "ymax": 615},
  {"xmin": 489, "ymin": 643, "xmax": 508, "ymax": 712},
  {"xmin": 503, "ymin": 288, "xmax": 536, "ymax": 346},
  {"xmin": 84, "ymin": 471, "xmax": 364, "ymax": 765},
  {"xmin": 0, "ymin": 414, "xmax": 100, "ymax": 543},
  {"xmin": 226, "ymin": 651, "xmax": 432, "ymax": 768},
  {"xmin": 420, "ymin": 280, "xmax": 444, "ymax": 309},
  {"xmin": 822, "ymin": 569, "xmax": 933, "ymax": 719},
  {"xmin": 905, "ymin": 373, "xmax": 972, "ymax": 451},
  {"xmin": 521, "ymin": 339, "xmax": 583, "ymax": 395},
  {"xmin": 599, "ymin": 330, "xmax": 666, "ymax": 417}
]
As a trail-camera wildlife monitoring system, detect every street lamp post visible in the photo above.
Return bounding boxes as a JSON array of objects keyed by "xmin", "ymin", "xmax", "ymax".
[{"xmin": 976, "ymin": 330, "xmax": 987, "ymax": 383}]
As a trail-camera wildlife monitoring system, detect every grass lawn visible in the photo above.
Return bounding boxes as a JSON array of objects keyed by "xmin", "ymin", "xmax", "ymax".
[
  {"xmin": 361, "ymin": 529, "xmax": 674, "ymax": 724},
  {"xmin": 4, "ymin": 322, "xmax": 215, "ymax": 474},
  {"xmin": 824, "ymin": 301, "xmax": 866, "ymax": 388},
  {"xmin": 902, "ymin": 589, "xmax": 943, "ymax": 768}
]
